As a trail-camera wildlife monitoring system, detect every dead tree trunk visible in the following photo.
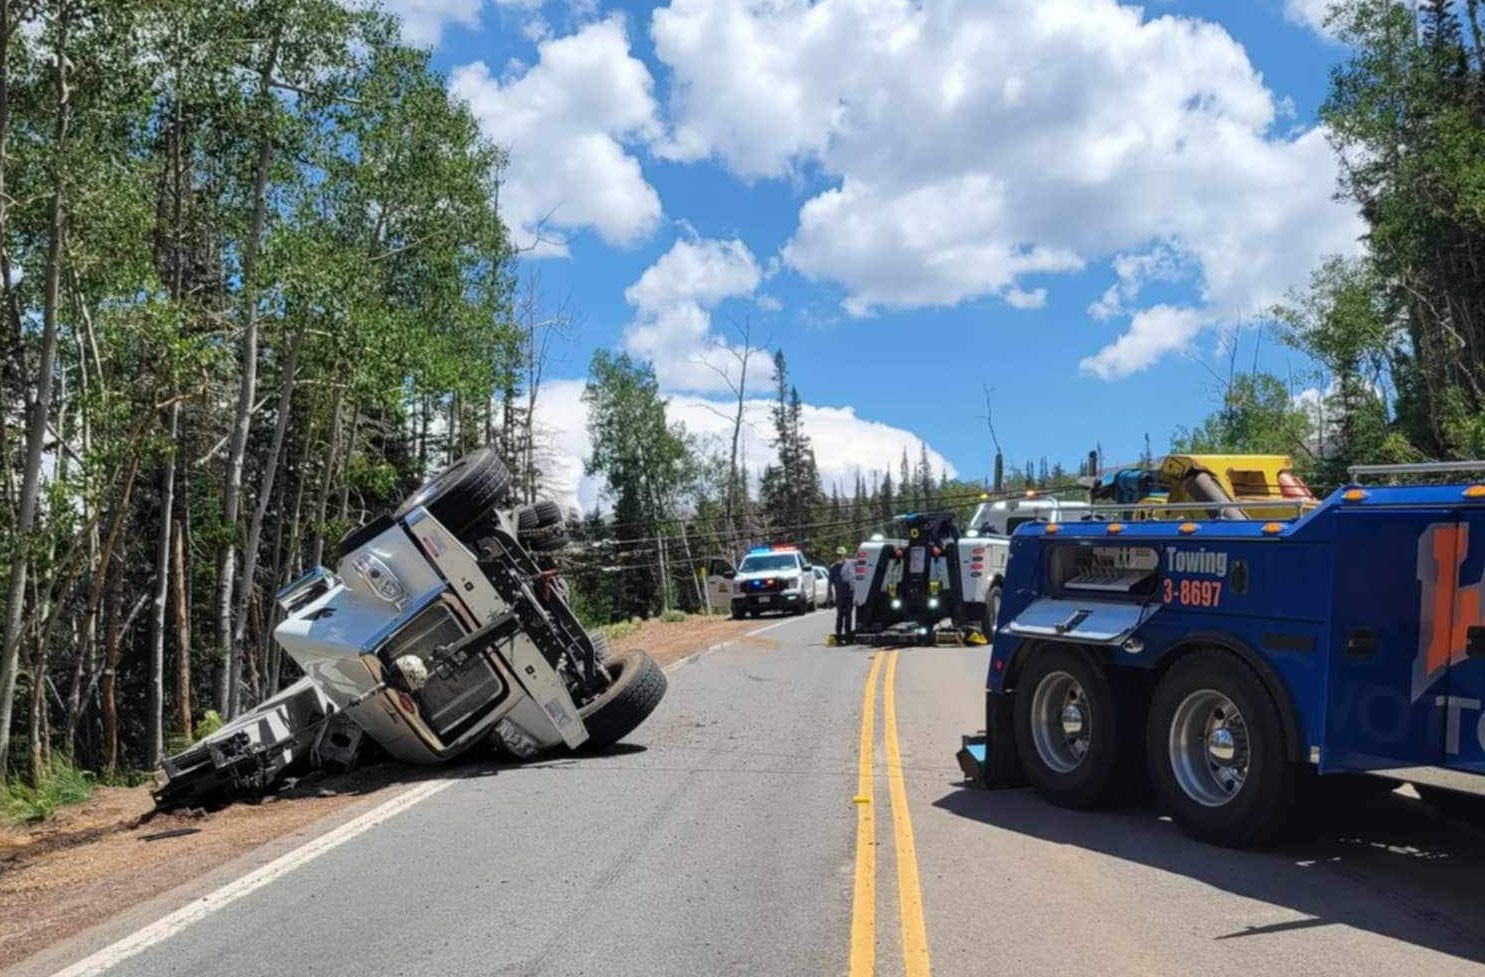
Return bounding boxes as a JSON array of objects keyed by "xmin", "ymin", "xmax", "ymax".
[
  {"xmin": 172, "ymin": 517, "xmax": 192, "ymax": 742},
  {"xmin": 230, "ymin": 326, "xmax": 302, "ymax": 713},
  {"xmin": 215, "ymin": 31, "xmax": 281, "ymax": 718},
  {"xmin": 146, "ymin": 401, "xmax": 180, "ymax": 766}
]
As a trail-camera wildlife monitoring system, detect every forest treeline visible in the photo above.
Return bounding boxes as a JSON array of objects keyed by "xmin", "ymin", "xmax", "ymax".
[
  {"xmin": 4, "ymin": 0, "xmax": 1485, "ymax": 788},
  {"xmin": 0, "ymin": 0, "xmax": 522, "ymax": 784}
]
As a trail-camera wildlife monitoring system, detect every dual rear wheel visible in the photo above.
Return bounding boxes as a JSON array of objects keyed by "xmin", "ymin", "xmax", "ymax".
[{"xmin": 1015, "ymin": 647, "xmax": 1294, "ymax": 847}]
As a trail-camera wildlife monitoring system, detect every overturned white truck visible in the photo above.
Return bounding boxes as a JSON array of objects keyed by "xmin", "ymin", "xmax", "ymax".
[{"xmin": 156, "ymin": 449, "xmax": 666, "ymax": 808}]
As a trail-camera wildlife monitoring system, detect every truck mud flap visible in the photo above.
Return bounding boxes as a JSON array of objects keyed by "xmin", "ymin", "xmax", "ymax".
[{"xmin": 956, "ymin": 692, "xmax": 1025, "ymax": 789}]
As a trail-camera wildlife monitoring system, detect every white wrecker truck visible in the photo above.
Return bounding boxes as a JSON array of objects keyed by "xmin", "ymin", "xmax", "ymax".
[{"xmin": 845, "ymin": 496, "xmax": 1089, "ymax": 645}]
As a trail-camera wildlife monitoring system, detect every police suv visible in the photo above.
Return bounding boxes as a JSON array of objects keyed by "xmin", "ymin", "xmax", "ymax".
[{"xmin": 729, "ymin": 545, "xmax": 816, "ymax": 618}]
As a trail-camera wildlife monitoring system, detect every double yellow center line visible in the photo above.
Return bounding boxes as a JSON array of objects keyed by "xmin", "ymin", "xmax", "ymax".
[{"xmin": 850, "ymin": 649, "xmax": 933, "ymax": 977}]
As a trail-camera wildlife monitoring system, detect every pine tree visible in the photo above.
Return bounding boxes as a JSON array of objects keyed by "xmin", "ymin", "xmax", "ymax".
[{"xmin": 916, "ymin": 441, "xmax": 934, "ymax": 509}]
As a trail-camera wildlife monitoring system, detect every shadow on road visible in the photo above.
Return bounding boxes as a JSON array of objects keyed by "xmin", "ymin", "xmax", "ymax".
[
  {"xmin": 933, "ymin": 781, "xmax": 1485, "ymax": 964},
  {"xmin": 267, "ymin": 741, "xmax": 652, "ymax": 803}
]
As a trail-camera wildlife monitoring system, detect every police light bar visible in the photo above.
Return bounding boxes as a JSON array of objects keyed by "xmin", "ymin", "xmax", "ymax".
[{"xmin": 748, "ymin": 543, "xmax": 799, "ymax": 555}]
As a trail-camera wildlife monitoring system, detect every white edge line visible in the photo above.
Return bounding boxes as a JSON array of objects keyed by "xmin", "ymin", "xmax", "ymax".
[{"xmin": 49, "ymin": 778, "xmax": 453, "ymax": 977}]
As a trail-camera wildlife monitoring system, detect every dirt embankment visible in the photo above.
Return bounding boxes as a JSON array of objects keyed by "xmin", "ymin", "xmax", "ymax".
[
  {"xmin": 608, "ymin": 610, "xmax": 791, "ymax": 667},
  {"xmin": 0, "ymin": 611, "xmax": 795, "ymax": 970}
]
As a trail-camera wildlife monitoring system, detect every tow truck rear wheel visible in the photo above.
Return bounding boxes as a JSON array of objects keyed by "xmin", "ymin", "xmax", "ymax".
[
  {"xmin": 1147, "ymin": 651, "xmax": 1294, "ymax": 847},
  {"xmin": 983, "ymin": 584, "xmax": 1002, "ymax": 636},
  {"xmin": 1014, "ymin": 647, "xmax": 1137, "ymax": 808}
]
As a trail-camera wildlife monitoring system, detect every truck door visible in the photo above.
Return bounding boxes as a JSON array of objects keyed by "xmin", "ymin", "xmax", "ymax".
[
  {"xmin": 1445, "ymin": 511, "xmax": 1485, "ymax": 772},
  {"xmin": 1325, "ymin": 508, "xmax": 1453, "ymax": 772}
]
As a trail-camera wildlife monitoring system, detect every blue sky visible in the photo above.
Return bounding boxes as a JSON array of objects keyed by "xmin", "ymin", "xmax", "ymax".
[{"xmin": 384, "ymin": 0, "xmax": 1358, "ymax": 508}]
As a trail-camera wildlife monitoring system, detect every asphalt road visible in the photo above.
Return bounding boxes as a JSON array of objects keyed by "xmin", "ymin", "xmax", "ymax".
[{"xmin": 33, "ymin": 611, "xmax": 1485, "ymax": 976}]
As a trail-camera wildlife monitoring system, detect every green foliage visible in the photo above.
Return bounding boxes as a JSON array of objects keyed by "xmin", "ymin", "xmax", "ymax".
[
  {"xmin": 598, "ymin": 618, "xmax": 643, "ymax": 642},
  {"xmin": 194, "ymin": 710, "xmax": 225, "ymax": 741},
  {"xmin": 0, "ymin": 0, "xmax": 519, "ymax": 777},
  {"xmin": 1171, "ymin": 373, "xmax": 1315, "ymax": 466},
  {"xmin": 1319, "ymin": 0, "xmax": 1485, "ymax": 458},
  {"xmin": 584, "ymin": 351, "xmax": 694, "ymax": 618},
  {"xmin": 659, "ymin": 608, "xmax": 688, "ymax": 623},
  {"xmin": 759, "ymin": 352, "xmax": 822, "ymax": 539},
  {"xmin": 2, "ymin": 758, "xmax": 94, "ymax": 825}
]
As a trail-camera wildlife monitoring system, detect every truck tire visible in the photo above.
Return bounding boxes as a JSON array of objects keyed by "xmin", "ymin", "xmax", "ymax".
[
  {"xmin": 516, "ymin": 499, "xmax": 563, "ymax": 531},
  {"xmin": 395, "ymin": 448, "xmax": 510, "ymax": 543},
  {"xmin": 984, "ymin": 584, "xmax": 1003, "ymax": 636},
  {"xmin": 1013, "ymin": 646, "xmax": 1137, "ymax": 808},
  {"xmin": 1147, "ymin": 650, "xmax": 1295, "ymax": 847},
  {"xmin": 578, "ymin": 649, "xmax": 667, "ymax": 751}
]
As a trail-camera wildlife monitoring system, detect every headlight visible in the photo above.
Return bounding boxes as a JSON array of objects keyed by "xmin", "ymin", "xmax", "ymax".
[
  {"xmin": 928, "ymin": 597, "xmax": 939, "ymax": 609},
  {"xmin": 891, "ymin": 598, "xmax": 902, "ymax": 609}
]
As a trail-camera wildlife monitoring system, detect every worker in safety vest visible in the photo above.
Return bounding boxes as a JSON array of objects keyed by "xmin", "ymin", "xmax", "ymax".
[{"xmin": 829, "ymin": 546, "xmax": 854, "ymax": 641}]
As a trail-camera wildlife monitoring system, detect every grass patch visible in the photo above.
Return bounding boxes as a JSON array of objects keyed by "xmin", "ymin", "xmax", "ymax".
[
  {"xmin": 2, "ymin": 758, "xmax": 95, "ymax": 825},
  {"xmin": 658, "ymin": 609, "xmax": 688, "ymax": 623},
  {"xmin": 598, "ymin": 618, "xmax": 643, "ymax": 642}
]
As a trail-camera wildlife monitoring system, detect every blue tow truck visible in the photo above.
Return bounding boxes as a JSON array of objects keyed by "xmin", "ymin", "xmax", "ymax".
[{"xmin": 958, "ymin": 463, "xmax": 1485, "ymax": 847}]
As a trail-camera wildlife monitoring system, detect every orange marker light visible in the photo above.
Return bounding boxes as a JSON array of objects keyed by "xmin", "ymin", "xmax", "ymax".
[
  {"xmin": 1044, "ymin": 524, "xmax": 1060, "ymax": 535},
  {"xmin": 1342, "ymin": 488, "xmax": 1367, "ymax": 502},
  {"xmin": 1465, "ymin": 485, "xmax": 1485, "ymax": 499},
  {"xmin": 1178, "ymin": 522, "xmax": 1198, "ymax": 534},
  {"xmin": 1107, "ymin": 523, "xmax": 1124, "ymax": 535},
  {"xmin": 1262, "ymin": 522, "xmax": 1283, "ymax": 535}
]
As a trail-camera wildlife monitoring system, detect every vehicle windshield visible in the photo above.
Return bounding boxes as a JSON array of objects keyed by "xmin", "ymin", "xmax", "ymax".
[{"xmin": 738, "ymin": 553, "xmax": 800, "ymax": 573}]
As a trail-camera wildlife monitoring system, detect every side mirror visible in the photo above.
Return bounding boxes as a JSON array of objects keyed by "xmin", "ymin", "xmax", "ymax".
[{"xmin": 721, "ymin": 570, "xmax": 736, "ymax": 580}]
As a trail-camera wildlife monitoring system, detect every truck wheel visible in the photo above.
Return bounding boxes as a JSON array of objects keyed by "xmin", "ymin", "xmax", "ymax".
[
  {"xmin": 578, "ymin": 649, "xmax": 667, "ymax": 751},
  {"xmin": 1013, "ymin": 646, "xmax": 1136, "ymax": 808},
  {"xmin": 395, "ymin": 448, "xmax": 510, "ymax": 542},
  {"xmin": 984, "ymin": 584, "xmax": 1003, "ymax": 636},
  {"xmin": 1147, "ymin": 651, "xmax": 1294, "ymax": 847},
  {"xmin": 516, "ymin": 499, "xmax": 563, "ymax": 530}
]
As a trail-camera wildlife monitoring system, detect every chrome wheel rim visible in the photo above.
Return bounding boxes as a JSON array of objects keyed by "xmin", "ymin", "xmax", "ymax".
[
  {"xmin": 1168, "ymin": 689, "xmax": 1249, "ymax": 807},
  {"xmin": 1030, "ymin": 671, "xmax": 1090, "ymax": 774}
]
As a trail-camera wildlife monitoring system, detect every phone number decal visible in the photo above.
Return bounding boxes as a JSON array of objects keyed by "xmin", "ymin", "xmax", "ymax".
[{"xmin": 1162, "ymin": 578, "xmax": 1223, "ymax": 608}]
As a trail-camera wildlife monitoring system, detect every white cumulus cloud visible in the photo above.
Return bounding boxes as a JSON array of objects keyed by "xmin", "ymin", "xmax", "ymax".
[
  {"xmin": 532, "ymin": 379, "xmax": 956, "ymax": 513},
  {"xmin": 449, "ymin": 16, "xmax": 662, "ymax": 255},
  {"xmin": 376, "ymin": 0, "xmax": 540, "ymax": 47},
  {"xmin": 1284, "ymin": 0, "xmax": 1339, "ymax": 38},
  {"xmin": 1079, "ymin": 304, "xmax": 1205, "ymax": 380},
  {"xmin": 651, "ymin": 0, "xmax": 1364, "ymax": 373},
  {"xmin": 622, "ymin": 237, "xmax": 769, "ymax": 393}
]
